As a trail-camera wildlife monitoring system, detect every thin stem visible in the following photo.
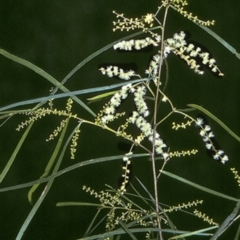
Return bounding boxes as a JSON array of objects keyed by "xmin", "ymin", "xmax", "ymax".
[{"xmin": 152, "ymin": 3, "xmax": 170, "ymax": 240}]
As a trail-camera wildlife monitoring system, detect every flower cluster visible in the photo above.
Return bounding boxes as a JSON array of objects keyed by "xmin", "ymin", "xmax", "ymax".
[
  {"xmin": 15, "ymin": 98, "xmax": 81, "ymax": 160},
  {"xmin": 230, "ymin": 168, "xmax": 240, "ymax": 187},
  {"xmin": 82, "ymin": 185, "xmax": 122, "ymax": 207},
  {"xmin": 169, "ymin": 149, "xmax": 198, "ymax": 158},
  {"xmin": 145, "ymin": 54, "xmax": 161, "ymax": 78},
  {"xmin": 96, "ymin": 85, "xmax": 151, "ymax": 126},
  {"xmin": 166, "ymin": 31, "xmax": 187, "ymax": 49},
  {"xmin": 70, "ymin": 128, "xmax": 81, "ymax": 159},
  {"xmin": 119, "ymin": 152, "xmax": 132, "ymax": 194},
  {"xmin": 195, "ymin": 118, "xmax": 229, "ymax": 164},
  {"xmin": 172, "ymin": 119, "xmax": 193, "ymax": 130},
  {"xmin": 95, "ymin": 84, "xmax": 133, "ymax": 125},
  {"xmin": 99, "ymin": 66, "xmax": 138, "ymax": 80},
  {"xmin": 83, "ymin": 185, "xmax": 152, "ymax": 231},
  {"xmin": 165, "ymin": 31, "xmax": 224, "ymax": 76},
  {"xmin": 46, "ymin": 118, "xmax": 69, "ymax": 141},
  {"xmin": 163, "ymin": 199, "xmax": 203, "ymax": 213},
  {"xmin": 194, "ymin": 209, "xmax": 218, "ymax": 226},
  {"xmin": 96, "ymin": 80, "xmax": 168, "ymax": 159},
  {"xmin": 113, "ymin": 36, "xmax": 160, "ymax": 51},
  {"xmin": 112, "ymin": 11, "xmax": 155, "ymax": 32},
  {"xmin": 143, "ymin": 13, "xmax": 155, "ymax": 26},
  {"xmin": 133, "ymin": 85, "xmax": 149, "ymax": 117},
  {"xmin": 129, "ymin": 111, "xmax": 169, "ymax": 160},
  {"xmin": 16, "ymin": 98, "xmax": 77, "ymax": 131},
  {"xmin": 164, "ymin": 31, "xmax": 186, "ymax": 59},
  {"xmin": 163, "ymin": 0, "xmax": 215, "ymax": 26}
]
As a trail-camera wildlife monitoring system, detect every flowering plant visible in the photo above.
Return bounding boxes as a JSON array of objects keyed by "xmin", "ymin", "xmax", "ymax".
[{"xmin": 0, "ymin": 0, "xmax": 240, "ymax": 239}]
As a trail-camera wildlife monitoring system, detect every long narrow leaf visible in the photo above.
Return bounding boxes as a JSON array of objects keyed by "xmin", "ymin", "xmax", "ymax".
[
  {"xmin": 119, "ymin": 221, "xmax": 138, "ymax": 240},
  {"xmin": 16, "ymin": 118, "xmax": 70, "ymax": 240},
  {"xmin": 0, "ymin": 78, "xmax": 151, "ymax": 112},
  {"xmin": 0, "ymin": 49, "xmax": 95, "ymax": 117},
  {"xmin": 198, "ymin": 25, "xmax": 240, "ymax": 60},
  {"xmin": 169, "ymin": 226, "xmax": 218, "ymax": 239},
  {"xmin": 84, "ymin": 209, "xmax": 103, "ymax": 237},
  {"xmin": 87, "ymin": 91, "xmax": 117, "ymax": 101},
  {"xmin": 27, "ymin": 119, "xmax": 72, "ymax": 203},
  {"xmin": 234, "ymin": 223, "xmax": 240, "ymax": 240},
  {"xmin": 160, "ymin": 170, "xmax": 238, "ymax": 202},
  {"xmin": 78, "ymin": 227, "xmax": 211, "ymax": 240},
  {"xmin": 0, "ymin": 153, "xmax": 149, "ymax": 192},
  {"xmin": 0, "ymin": 122, "xmax": 34, "ymax": 183},
  {"xmin": 57, "ymin": 202, "xmax": 103, "ymax": 207},
  {"xmin": 210, "ymin": 199, "xmax": 240, "ymax": 240}
]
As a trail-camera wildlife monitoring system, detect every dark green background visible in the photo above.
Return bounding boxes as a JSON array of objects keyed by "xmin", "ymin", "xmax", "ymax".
[{"xmin": 0, "ymin": 1, "xmax": 240, "ymax": 239}]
